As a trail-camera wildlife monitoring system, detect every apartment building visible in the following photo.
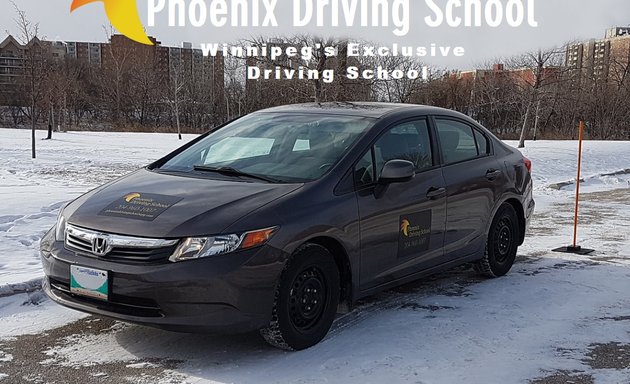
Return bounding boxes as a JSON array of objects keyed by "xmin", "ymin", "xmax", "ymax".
[
  {"xmin": 566, "ymin": 27, "xmax": 630, "ymax": 83},
  {"xmin": 0, "ymin": 33, "xmax": 225, "ymax": 107}
]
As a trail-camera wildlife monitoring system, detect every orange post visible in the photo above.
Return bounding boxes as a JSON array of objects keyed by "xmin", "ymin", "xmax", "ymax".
[
  {"xmin": 552, "ymin": 120, "xmax": 594, "ymax": 255},
  {"xmin": 572, "ymin": 120, "xmax": 585, "ymax": 248}
]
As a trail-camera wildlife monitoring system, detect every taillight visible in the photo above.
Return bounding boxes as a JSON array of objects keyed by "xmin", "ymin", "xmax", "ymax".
[{"xmin": 523, "ymin": 157, "xmax": 532, "ymax": 173}]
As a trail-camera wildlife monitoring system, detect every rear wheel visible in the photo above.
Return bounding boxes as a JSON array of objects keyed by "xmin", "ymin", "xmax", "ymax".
[
  {"xmin": 474, "ymin": 203, "xmax": 520, "ymax": 277},
  {"xmin": 260, "ymin": 244, "xmax": 340, "ymax": 350}
]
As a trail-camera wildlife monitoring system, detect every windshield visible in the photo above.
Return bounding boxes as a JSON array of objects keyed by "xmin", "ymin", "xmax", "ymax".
[{"xmin": 158, "ymin": 113, "xmax": 375, "ymax": 182}]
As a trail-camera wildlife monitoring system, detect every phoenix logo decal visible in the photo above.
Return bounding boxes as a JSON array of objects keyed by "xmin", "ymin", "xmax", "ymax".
[
  {"xmin": 70, "ymin": 0, "xmax": 153, "ymax": 45},
  {"xmin": 400, "ymin": 219, "xmax": 410, "ymax": 237},
  {"xmin": 124, "ymin": 192, "xmax": 141, "ymax": 202}
]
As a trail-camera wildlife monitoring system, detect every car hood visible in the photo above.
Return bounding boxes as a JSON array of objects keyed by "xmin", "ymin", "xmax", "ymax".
[{"xmin": 66, "ymin": 169, "xmax": 301, "ymax": 238}]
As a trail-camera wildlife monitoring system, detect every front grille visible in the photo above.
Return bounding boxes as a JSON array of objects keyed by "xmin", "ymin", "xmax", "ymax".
[
  {"xmin": 66, "ymin": 230, "xmax": 92, "ymax": 253},
  {"xmin": 64, "ymin": 224, "xmax": 179, "ymax": 262},
  {"xmin": 104, "ymin": 246, "xmax": 177, "ymax": 261}
]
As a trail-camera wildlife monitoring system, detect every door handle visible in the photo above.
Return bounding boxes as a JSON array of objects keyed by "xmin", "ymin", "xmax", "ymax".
[
  {"xmin": 486, "ymin": 169, "xmax": 502, "ymax": 180},
  {"xmin": 426, "ymin": 187, "xmax": 446, "ymax": 200}
]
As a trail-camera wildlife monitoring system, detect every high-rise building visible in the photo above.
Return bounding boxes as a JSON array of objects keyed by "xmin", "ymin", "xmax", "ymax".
[
  {"xmin": 65, "ymin": 41, "xmax": 102, "ymax": 65},
  {"xmin": 0, "ymin": 33, "xmax": 225, "ymax": 109},
  {"xmin": 566, "ymin": 27, "xmax": 630, "ymax": 83}
]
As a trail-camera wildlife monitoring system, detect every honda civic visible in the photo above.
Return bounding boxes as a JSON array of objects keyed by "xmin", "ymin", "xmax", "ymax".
[{"xmin": 40, "ymin": 102, "xmax": 534, "ymax": 350}]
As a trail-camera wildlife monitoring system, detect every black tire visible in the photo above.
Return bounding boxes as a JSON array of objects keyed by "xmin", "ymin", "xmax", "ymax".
[
  {"xmin": 474, "ymin": 203, "xmax": 520, "ymax": 278},
  {"xmin": 260, "ymin": 243, "xmax": 340, "ymax": 351}
]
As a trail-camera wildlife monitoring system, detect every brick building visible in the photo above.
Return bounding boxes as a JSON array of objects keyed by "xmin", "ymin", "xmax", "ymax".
[{"xmin": 455, "ymin": 63, "xmax": 561, "ymax": 88}]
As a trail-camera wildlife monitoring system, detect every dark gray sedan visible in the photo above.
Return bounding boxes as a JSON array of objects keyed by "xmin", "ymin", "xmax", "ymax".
[{"xmin": 40, "ymin": 102, "xmax": 534, "ymax": 350}]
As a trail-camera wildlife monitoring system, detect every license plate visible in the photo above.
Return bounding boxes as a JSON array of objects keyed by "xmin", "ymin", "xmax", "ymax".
[{"xmin": 70, "ymin": 265, "xmax": 109, "ymax": 300}]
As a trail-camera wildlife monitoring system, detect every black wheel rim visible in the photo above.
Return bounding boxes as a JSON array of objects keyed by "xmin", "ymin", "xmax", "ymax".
[
  {"xmin": 288, "ymin": 267, "xmax": 327, "ymax": 332},
  {"xmin": 494, "ymin": 217, "xmax": 513, "ymax": 263}
]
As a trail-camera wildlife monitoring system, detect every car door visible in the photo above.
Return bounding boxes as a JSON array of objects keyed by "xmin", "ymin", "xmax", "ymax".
[
  {"xmin": 355, "ymin": 118, "xmax": 447, "ymax": 290},
  {"xmin": 433, "ymin": 117, "xmax": 503, "ymax": 261}
]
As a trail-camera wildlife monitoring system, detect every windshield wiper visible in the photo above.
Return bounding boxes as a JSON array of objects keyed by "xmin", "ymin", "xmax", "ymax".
[{"xmin": 192, "ymin": 165, "xmax": 281, "ymax": 183}]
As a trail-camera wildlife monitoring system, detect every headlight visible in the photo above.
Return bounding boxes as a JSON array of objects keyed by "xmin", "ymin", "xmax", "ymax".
[
  {"xmin": 54, "ymin": 210, "xmax": 67, "ymax": 242},
  {"xmin": 169, "ymin": 227, "xmax": 277, "ymax": 262}
]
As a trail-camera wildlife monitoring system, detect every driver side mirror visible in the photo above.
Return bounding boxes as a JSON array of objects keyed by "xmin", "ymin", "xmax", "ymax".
[{"xmin": 379, "ymin": 160, "xmax": 415, "ymax": 184}]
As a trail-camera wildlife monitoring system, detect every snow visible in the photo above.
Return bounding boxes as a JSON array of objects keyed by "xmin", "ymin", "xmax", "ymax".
[
  {"xmin": 504, "ymin": 140, "xmax": 630, "ymax": 211},
  {"xmin": 0, "ymin": 351, "xmax": 11, "ymax": 363},
  {"xmin": 36, "ymin": 256, "xmax": 630, "ymax": 383},
  {"xmin": 44, "ymin": 322, "xmax": 140, "ymax": 368},
  {"xmin": 0, "ymin": 129, "xmax": 196, "ymax": 286},
  {"xmin": 0, "ymin": 128, "xmax": 629, "ymax": 383},
  {"xmin": 126, "ymin": 362, "xmax": 160, "ymax": 369},
  {"xmin": 0, "ymin": 292, "xmax": 85, "ymax": 338}
]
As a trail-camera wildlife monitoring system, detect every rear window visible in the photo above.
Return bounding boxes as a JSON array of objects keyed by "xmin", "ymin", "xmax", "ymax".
[
  {"xmin": 435, "ymin": 119, "xmax": 478, "ymax": 164},
  {"xmin": 474, "ymin": 129, "xmax": 489, "ymax": 155}
]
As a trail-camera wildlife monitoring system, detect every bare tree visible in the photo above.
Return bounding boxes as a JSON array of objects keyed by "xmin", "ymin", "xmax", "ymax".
[
  {"xmin": 99, "ymin": 27, "xmax": 134, "ymax": 126},
  {"xmin": 508, "ymin": 47, "xmax": 565, "ymax": 147},
  {"xmin": 242, "ymin": 35, "xmax": 344, "ymax": 105},
  {"xmin": 168, "ymin": 52, "xmax": 187, "ymax": 140},
  {"xmin": 358, "ymin": 46, "xmax": 426, "ymax": 103},
  {"xmin": 13, "ymin": 2, "xmax": 48, "ymax": 158}
]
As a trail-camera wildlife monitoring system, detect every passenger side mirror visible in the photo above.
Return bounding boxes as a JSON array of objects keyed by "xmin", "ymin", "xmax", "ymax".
[{"xmin": 379, "ymin": 160, "xmax": 415, "ymax": 184}]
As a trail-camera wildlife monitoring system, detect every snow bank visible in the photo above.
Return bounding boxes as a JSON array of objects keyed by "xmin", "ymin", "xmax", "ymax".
[{"xmin": 0, "ymin": 129, "xmax": 195, "ymax": 286}]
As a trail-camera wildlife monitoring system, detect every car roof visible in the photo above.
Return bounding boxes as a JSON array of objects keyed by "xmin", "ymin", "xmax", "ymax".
[{"xmin": 258, "ymin": 102, "xmax": 467, "ymax": 119}]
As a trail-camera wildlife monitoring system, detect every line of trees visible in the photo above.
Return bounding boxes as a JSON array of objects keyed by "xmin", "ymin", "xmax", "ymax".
[{"xmin": 4, "ymin": 36, "xmax": 630, "ymax": 142}]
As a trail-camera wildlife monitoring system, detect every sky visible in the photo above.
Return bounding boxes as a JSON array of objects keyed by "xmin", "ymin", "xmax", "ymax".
[{"xmin": 1, "ymin": 0, "xmax": 629, "ymax": 68}]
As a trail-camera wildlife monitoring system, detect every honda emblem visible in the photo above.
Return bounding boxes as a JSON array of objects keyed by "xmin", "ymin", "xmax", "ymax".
[{"xmin": 92, "ymin": 236, "xmax": 109, "ymax": 256}]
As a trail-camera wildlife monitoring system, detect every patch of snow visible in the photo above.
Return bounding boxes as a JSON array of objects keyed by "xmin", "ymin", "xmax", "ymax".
[
  {"xmin": 505, "ymin": 140, "xmax": 630, "ymax": 212},
  {"xmin": 0, "ymin": 129, "xmax": 196, "ymax": 287},
  {"xmin": 0, "ymin": 293, "xmax": 86, "ymax": 338},
  {"xmin": 44, "ymin": 324, "xmax": 139, "ymax": 367},
  {"xmin": 0, "ymin": 351, "xmax": 12, "ymax": 362},
  {"xmin": 126, "ymin": 362, "xmax": 159, "ymax": 369},
  {"xmin": 0, "ymin": 278, "xmax": 42, "ymax": 298}
]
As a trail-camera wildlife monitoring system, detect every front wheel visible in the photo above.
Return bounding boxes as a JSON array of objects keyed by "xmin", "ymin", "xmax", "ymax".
[
  {"xmin": 474, "ymin": 203, "xmax": 520, "ymax": 277},
  {"xmin": 260, "ymin": 244, "xmax": 340, "ymax": 350}
]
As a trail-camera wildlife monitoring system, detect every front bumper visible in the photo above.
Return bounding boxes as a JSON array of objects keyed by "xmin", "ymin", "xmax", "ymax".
[{"xmin": 40, "ymin": 229, "xmax": 288, "ymax": 333}]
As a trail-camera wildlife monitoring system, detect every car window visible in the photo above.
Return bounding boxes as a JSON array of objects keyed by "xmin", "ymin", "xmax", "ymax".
[
  {"xmin": 159, "ymin": 113, "xmax": 374, "ymax": 183},
  {"xmin": 435, "ymin": 119, "xmax": 479, "ymax": 164},
  {"xmin": 474, "ymin": 129, "xmax": 489, "ymax": 155},
  {"xmin": 374, "ymin": 120, "xmax": 433, "ymax": 178},
  {"xmin": 355, "ymin": 149, "xmax": 375, "ymax": 187},
  {"xmin": 354, "ymin": 119, "xmax": 433, "ymax": 187}
]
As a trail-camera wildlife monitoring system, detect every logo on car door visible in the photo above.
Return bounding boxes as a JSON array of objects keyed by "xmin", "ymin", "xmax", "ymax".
[{"xmin": 398, "ymin": 211, "xmax": 432, "ymax": 257}]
